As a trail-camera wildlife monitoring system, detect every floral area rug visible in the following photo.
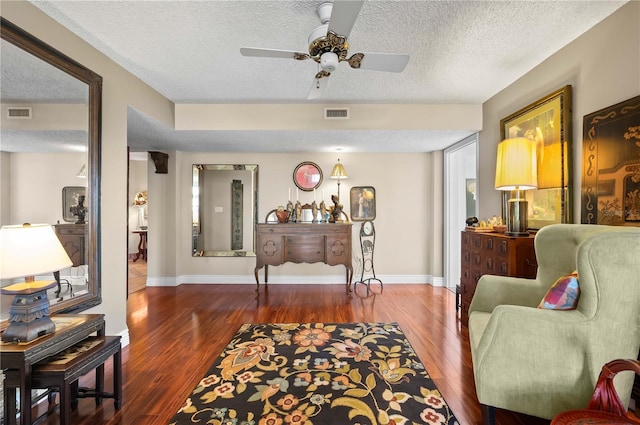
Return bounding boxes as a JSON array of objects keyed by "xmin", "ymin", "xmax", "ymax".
[{"xmin": 169, "ymin": 322, "xmax": 459, "ymax": 425}]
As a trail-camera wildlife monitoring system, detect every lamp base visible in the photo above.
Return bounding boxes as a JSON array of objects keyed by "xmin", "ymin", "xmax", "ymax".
[
  {"xmin": 505, "ymin": 230, "xmax": 530, "ymax": 237},
  {"xmin": 506, "ymin": 197, "xmax": 530, "ymax": 237},
  {"xmin": 1, "ymin": 317, "xmax": 55, "ymax": 343},
  {"xmin": 1, "ymin": 280, "xmax": 57, "ymax": 343}
]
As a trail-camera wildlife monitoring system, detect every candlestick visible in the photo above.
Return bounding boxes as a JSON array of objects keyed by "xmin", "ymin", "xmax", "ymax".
[
  {"xmin": 288, "ymin": 187, "xmax": 291, "ymax": 201},
  {"xmin": 296, "ymin": 189, "xmax": 299, "ymax": 201},
  {"xmin": 313, "ymin": 188, "xmax": 316, "ymax": 201},
  {"xmin": 322, "ymin": 189, "xmax": 324, "ymax": 200}
]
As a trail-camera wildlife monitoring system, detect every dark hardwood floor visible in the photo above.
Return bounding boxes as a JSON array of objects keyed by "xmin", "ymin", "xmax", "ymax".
[{"xmin": 31, "ymin": 283, "xmax": 552, "ymax": 425}]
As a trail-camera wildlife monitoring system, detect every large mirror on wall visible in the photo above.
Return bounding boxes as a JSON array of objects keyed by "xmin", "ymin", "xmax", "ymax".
[
  {"xmin": 193, "ymin": 164, "xmax": 258, "ymax": 257},
  {"xmin": 0, "ymin": 18, "xmax": 102, "ymax": 320}
]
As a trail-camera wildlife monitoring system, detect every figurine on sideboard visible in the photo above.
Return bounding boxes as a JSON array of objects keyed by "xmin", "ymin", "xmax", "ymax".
[
  {"xmin": 70, "ymin": 195, "xmax": 87, "ymax": 224},
  {"xmin": 311, "ymin": 201, "xmax": 318, "ymax": 223},
  {"xmin": 286, "ymin": 201, "xmax": 294, "ymax": 223},
  {"xmin": 329, "ymin": 194, "xmax": 344, "ymax": 223},
  {"xmin": 320, "ymin": 200, "xmax": 327, "ymax": 223},
  {"xmin": 295, "ymin": 201, "xmax": 302, "ymax": 223}
]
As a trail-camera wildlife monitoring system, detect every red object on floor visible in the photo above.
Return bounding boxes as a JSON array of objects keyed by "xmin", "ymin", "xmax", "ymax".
[
  {"xmin": 551, "ymin": 359, "xmax": 640, "ymax": 425},
  {"xmin": 551, "ymin": 410, "xmax": 637, "ymax": 424}
]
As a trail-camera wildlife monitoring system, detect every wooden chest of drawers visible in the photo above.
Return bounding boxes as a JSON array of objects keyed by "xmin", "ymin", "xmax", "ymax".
[
  {"xmin": 255, "ymin": 223, "xmax": 353, "ymax": 288},
  {"xmin": 460, "ymin": 230, "xmax": 537, "ymax": 325},
  {"xmin": 54, "ymin": 223, "xmax": 86, "ymax": 267}
]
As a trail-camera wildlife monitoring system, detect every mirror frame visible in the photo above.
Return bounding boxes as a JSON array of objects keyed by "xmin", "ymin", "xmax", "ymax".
[
  {"xmin": 1, "ymin": 18, "xmax": 102, "ymax": 314},
  {"xmin": 192, "ymin": 164, "xmax": 258, "ymax": 257}
]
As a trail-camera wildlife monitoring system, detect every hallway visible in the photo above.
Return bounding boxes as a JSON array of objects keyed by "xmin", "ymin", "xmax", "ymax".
[{"xmin": 127, "ymin": 258, "xmax": 146, "ymax": 295}]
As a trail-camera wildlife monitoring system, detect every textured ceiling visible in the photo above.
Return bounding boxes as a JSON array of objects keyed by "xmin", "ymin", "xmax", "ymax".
[{"xmin": 1, "ymin": 0, "xmax": 628, "ymax": 153}]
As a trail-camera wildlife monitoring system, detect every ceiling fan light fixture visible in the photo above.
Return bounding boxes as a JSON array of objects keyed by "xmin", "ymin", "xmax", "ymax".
[{"xmin": 320, "ymin": 52, "xmax": 339, "ymax": 72}]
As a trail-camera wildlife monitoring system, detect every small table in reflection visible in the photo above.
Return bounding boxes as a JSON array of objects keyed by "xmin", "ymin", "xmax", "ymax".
[{"xmin": 132, "ymin": 230, "xmax": 147, "ymax": 262}]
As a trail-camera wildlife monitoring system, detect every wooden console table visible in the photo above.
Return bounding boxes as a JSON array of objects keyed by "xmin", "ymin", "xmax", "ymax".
[
  {"xmin": 255, "ymin": 223, "xmax": 353, "ymax": 289},
  {"xmin": 0, "ymin": 314, "xmax": 105, "ymax": 425},
  {"xmin": 54, "ymin": 223, "xmax": 87, "ymax": 294},
  {"xmin": 54, "ymin": 224, "xmax": 86, "ymax": 267},
  {"xmin": 132, "ymin": 230, "xmax": 147, "ymax": 262}
]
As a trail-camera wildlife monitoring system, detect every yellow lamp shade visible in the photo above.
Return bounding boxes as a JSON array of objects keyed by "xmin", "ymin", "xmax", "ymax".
[
  {"xmin": 330, "ymin": 161, "xmax": 348, "ymax": 180},
  {"xmin": 495, "ymin": 137, "xmax": 538, "ymax": 190}
]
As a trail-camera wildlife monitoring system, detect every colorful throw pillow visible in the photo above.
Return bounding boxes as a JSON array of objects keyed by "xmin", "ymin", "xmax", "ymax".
[{"xmin": 538, "ymin": 272, "xmax": 580, "ymax": 310}]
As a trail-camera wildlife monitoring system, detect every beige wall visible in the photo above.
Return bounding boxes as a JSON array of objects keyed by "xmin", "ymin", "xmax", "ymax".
[
  {"xmin": 0, "ymin": 152, "xmax": 12, "ymax": 226},
  {"xmin": 477, "ymin": 1, "xmax": 640, "ymax": 221},
  {"xmin": 145, "ymin": 152, "xmax": 442, "ymax": 285},
  {"xmin": 6, "ymin": 152, "xmax": 87, "ymax": 225}
]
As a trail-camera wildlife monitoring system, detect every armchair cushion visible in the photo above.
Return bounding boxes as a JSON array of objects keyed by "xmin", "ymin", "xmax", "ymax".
[{"xmin": 538, "ymin": 272, "xmax": 580, "ymax": 310}]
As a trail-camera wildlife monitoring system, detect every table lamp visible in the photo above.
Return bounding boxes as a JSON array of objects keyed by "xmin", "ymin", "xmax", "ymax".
[
  {"xmin": 495, "ymin": 137, "xmax": 538, "ymax": 236},
  {"xmin": 0, "ymin": 223, "xmax": 73, "ymax": 342},
  {"xmin": 330, "ymin": 159, "xmax": 348, "ymax": 201},
  {"xmin": 132, "ymin": 190, "xmax": 148, "ymax": 229}
]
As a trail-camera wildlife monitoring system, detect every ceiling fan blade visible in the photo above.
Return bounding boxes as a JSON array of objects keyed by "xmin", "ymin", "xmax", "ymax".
[
  {"xmin": 348, "ymin": 52, "xmax": 410, "ymax": 72},
  {"xmin": 308, "ymin": 72, "xmax": 331, "ymax": 100},
  {"xmin": 240, "ymin": 47, "xmax": 310, "ymax": 60},
  {"xmin": 327, "ymin": 0, "xmax": 364, "ymax": 39}
]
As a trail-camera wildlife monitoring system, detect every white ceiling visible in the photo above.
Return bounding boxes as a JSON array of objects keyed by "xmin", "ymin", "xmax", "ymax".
[{"xmin": 5, "ymin": 0, "xmax": 628, "ymax": 153}]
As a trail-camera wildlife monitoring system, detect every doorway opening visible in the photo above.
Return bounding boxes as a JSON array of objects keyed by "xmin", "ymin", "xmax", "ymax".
[
  {"xmin": 444, "ymin": 135, "xmax": 478, "ymax": 291},
  {"xmin": 128, "ymin": 151, "xmax": 148, "ymax": 295}
]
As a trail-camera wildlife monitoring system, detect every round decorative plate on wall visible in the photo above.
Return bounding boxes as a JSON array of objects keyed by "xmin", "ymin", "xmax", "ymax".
[{"xmin": 293, "ymin": 161, "xmax": 323, "ymax": 191}]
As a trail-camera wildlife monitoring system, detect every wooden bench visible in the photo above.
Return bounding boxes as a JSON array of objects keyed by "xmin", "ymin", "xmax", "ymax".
[{"xmin": 30, "ymin": 335, "xmax": 122, "ymax": 425}]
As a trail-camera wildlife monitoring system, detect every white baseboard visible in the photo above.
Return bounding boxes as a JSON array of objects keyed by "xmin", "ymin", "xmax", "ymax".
[
  {"xmin": 117, "ymin": 328, "xmax": 131, "ymax": 348},
  {"xmin": 146, "ymin": 274, "xmax": 445, "ymax": 287},
  {"xmin": 146, "ymin": 276, "xmax": 178, "ymax": 287}
]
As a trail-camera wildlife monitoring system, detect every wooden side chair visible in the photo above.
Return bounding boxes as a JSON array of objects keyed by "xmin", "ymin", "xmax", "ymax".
[{"xmin": 551, "ymin": 359, "xmax": 640, "ymax": 425}]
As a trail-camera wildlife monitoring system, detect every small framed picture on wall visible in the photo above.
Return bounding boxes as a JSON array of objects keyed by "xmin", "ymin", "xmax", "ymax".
[
  {"xmin": 350, "ymin": 186, "xmax": 376, "ymax": 221},
  {"xmin": 62, "ymin": 186, "xmax": 86, "ymax": 222}
]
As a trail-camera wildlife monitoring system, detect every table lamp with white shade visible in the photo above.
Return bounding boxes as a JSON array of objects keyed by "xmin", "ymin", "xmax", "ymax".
[
  {"xmin": 0, "ymin": 223, "xmax": 72, "ymax": 342},
  {"xmin": 495, "ymin": 137, "xmax": 538, "ymax": 236}
]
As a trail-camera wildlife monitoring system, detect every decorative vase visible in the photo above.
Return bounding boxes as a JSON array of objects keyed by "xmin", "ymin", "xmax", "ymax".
[{"xmin": 276, "ymin": 209, "xmax": 288, "ymax": 223}]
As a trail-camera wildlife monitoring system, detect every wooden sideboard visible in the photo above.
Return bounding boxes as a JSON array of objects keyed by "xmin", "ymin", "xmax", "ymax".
[
  {"xmin": 460, "ymin": 230, "xmax": 537, "ymax": 325},
  {"xmin": 54, "ymin": 223, "xmax": 86, "ymax": 267},
  {"xmin": 1, "ymin": 314, "xmax": 105, "ymax": 425},
  {"xmin": 255, "ymin": 223, "xmax": 353, "ymax": 289}
]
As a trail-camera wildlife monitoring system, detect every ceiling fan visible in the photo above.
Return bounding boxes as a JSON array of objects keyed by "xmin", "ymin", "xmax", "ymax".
[{"xmin": 240, "ymin": 0, "xmax": 410, "ymax": 99}]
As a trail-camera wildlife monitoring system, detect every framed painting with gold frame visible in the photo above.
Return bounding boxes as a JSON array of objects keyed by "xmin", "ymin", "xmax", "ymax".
[
  {"xmin": 500, "ymin": 85, "xmax": 572, "ymax": 229},
  {"xmin": 581, "ymin": 95, "xmax": 640, "ymax": 226},
  {"xmin": 350, "ymin": 186, "xmax": 376, "ymax": 221}
]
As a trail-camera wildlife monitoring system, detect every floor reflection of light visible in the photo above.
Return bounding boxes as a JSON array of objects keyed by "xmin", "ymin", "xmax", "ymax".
[
  {"xmin": 191, "ymin": 312, "xmax": 201, "ymax": 340},
  {"xmin": 130, "ymin": 305, "xmax": 148, "ymax": 323}
]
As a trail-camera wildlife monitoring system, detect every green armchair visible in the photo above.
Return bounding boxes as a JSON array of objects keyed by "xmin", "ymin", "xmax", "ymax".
[{"xmin": 468, "ymin": 224, "xmax": 640, "ymax": 423}]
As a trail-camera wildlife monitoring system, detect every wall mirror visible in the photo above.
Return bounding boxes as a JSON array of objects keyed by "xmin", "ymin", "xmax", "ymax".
[
  {"xmin": 0, "ymin": 18, "xmax": 102, "ymax": 319},
  {"xmin": 192, "ymin": 164, "xmax": 258, "ymax": 257}
]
